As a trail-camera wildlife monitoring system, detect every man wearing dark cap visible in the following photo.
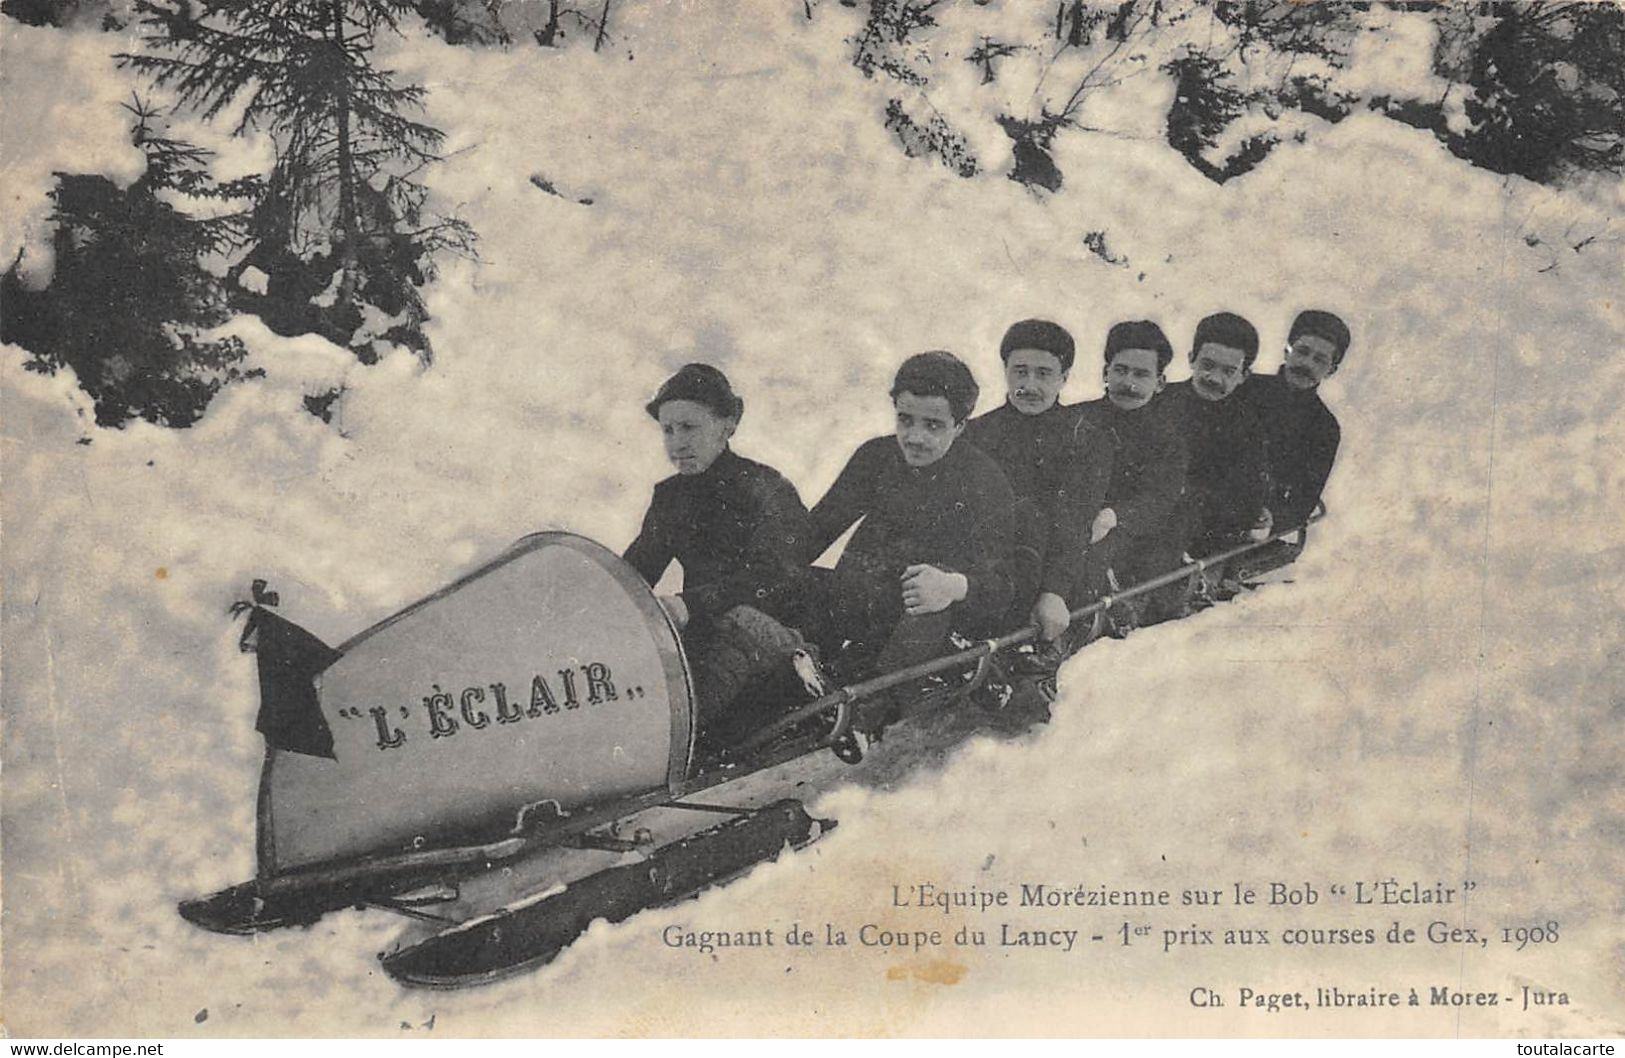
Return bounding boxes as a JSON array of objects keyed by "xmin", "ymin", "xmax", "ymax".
[
  {"xmin": 1165, "ymin": 312, "xmax": 1273, "ymax": 560},
  {"xmin": 806, "ymin": 351, "xmax": 1017, "ymax": 730},
  {"xmin": 624, "ymin": 363, "xmax": 814, "ymax": 748},
  {"xmin": 965, "ymin": 320, "xmax": 1111, "ymax": 641},
  {"xmin": 1059, "ymin": 320, "xmax": 1189, "ymax": 628},
  {"xmin": 1236, "ymin": 309, "xmax": 1348, "ymax": 533}
]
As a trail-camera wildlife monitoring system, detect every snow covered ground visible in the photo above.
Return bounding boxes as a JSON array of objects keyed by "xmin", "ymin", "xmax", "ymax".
[{"xmin": 3, "ymin": 2, "xmax": 1623, "ymax": 1038}]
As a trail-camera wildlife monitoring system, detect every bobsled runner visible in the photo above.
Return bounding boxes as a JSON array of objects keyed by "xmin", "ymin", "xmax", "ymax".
[{"xmin": 179, "ymin": 515, "xmax": 1319, "ymax": 989}]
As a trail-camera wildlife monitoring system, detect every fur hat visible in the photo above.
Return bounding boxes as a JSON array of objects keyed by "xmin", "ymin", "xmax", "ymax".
[
  {"xmin": 999, "ymin": 319, "xmax": 1076, "ymax": 372},
  {"xmin": 1193, "ymin": 312, "xmax": 1260, "ymax": 369},
  {"xmin": 645, "ymin": 363, "xmax": 744, "ymax": 421},
  {"xmin": 1289, "ymin": 310, "xmax": 1352, "ymax": 364},
  {"xmin": 890, "ymin": 350, "xmax": 980, "ymax": 423},
  {"xmin": 1103, "ymin": 320, "xmax": 1173, "ymax": 373}
]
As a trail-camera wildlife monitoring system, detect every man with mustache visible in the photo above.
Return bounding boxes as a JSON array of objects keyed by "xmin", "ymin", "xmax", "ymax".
[
  {"xmin": 1061, "ymin": 320, "xmax": 1189, "ymax": 630},
  {"xmin": 964, "ymin": 319, "xmax": 1110, "ymax": 642},
  {"xmin": 1164, "ymin": 312, "xmax": 1273, "ymax": 562},
  {"xmin": 1236, "ymin": 309, "xmax": 1348, "ymax": 534},
  {"xmin": 806, "ymin": 351, "xmax": 1016, "ymax": 733}
]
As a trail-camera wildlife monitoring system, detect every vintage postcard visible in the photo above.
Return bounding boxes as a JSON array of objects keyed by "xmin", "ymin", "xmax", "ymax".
[{"xmin": 2, "ymin": 0, "xmax": 1622, "ymax": 1039}]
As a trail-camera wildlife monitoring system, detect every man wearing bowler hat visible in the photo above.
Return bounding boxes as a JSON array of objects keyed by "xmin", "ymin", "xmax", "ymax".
[{"xmin": 625, "ymin": 363, "xmax": 815, "ymax": 749}]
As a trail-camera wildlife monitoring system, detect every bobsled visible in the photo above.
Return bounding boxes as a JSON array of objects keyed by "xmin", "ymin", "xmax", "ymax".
[
  {"xmin": 179, "ymin": 517, "xmax": 1319, "ymax": 988},
  {"xmin": 183, "ymin": 531, "xmax": 847, "ymax": 986},
  {"xmin": 257, "ymin": 532, "xmax": 696, "ymax": 873}
]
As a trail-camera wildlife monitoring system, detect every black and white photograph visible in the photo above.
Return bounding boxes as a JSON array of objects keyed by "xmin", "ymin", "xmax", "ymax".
[{"xmin": 2, "ymin": 0, "xmax": 1622, "ymax": 1039}]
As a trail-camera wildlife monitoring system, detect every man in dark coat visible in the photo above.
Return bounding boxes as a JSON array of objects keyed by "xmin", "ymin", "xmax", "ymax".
[
  {"xmin": 1236, "ymin": 309, "xmax": 1348, "ymax": 532},
  {"xmin": 964, "ymin": 319, "xmax": 1110, "ymax": 641},
  {"xmin": 807, "ymin": 351, "xmax": 1016, "ymax": 703},
  {"xmin": 1164, "ymin": 312, "xmax": 1272, "ymax": 559},
  {"xmin": 625, "ymin": 363, "xmax": 813, "ymax": 744},
  {"xmin": 1065, "ymin": 320, "xmax": 1189, "ymax": 626}
]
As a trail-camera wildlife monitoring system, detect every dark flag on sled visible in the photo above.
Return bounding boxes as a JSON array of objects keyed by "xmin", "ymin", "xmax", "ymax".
[{"xmin": 233, "ymin": 582, "xmax": 340, "ymax": 759}]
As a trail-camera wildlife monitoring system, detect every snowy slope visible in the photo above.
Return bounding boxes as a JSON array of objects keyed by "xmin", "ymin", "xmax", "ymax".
[{"xmin": 3, "ymin": 2, "xmax": 1623, "ymax": 1037}]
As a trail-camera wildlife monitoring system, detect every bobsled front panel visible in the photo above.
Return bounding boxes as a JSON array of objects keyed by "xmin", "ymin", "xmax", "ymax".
[{"xmin": 263, "ymin": 534, "xmax": 693, "ymax": 872}]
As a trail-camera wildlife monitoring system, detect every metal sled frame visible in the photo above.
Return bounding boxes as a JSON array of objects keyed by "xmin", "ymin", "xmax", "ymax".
[{"xmin": 181, "ymin": 510, "xmax": 1321, "ymax": 937}]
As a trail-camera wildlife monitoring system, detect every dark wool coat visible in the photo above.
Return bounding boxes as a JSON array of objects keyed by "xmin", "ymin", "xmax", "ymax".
[
  {"xmin": 1164, "ymin": 380, "xmax": 1272, "ymax": 555},
  {"xmin": 1236, "ymin": 370, "xmax": 1341, "ymax": 530},
  {"xmin": 807, "ymin": 435, "xmax": 1017, "ymax": 624},
  {"xmin": 1046, "ymin": 395, "xmax": 1187, "ymax": 601},
  {"xmin": 1071, "ymin": 395, "xmax": 1187, "ymax": 539},
  {"xmin": 963, "ymin": 401, "xmax": 1081, "ymax": 508},
  {"xmin": 623, "ymin": 447, "xmax": 810, "ymax": 625},
  {"xmin": 964, "ymin": 401, "xmax": 1110, "ymax": 608}
]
